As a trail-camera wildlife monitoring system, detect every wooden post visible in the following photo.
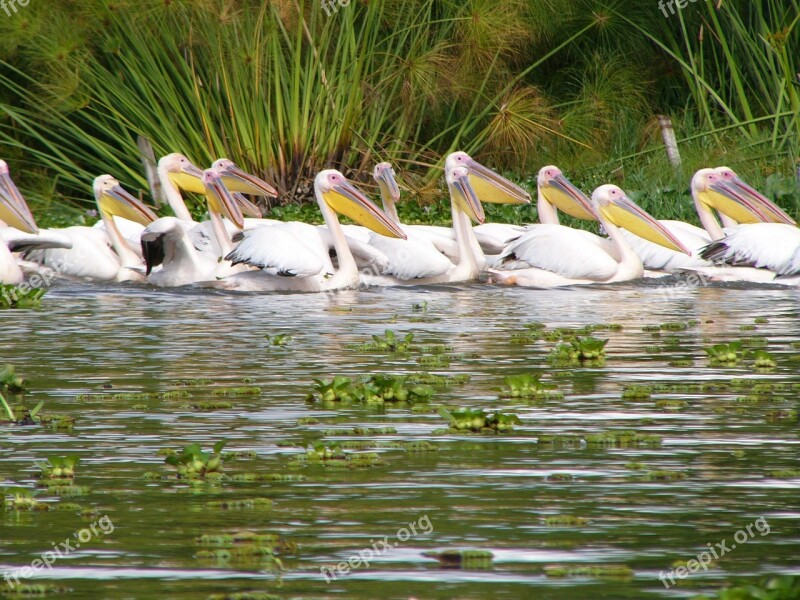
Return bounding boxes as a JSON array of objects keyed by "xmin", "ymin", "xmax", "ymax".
[
  {"xmin": 658, "ymin": 115, "xmax": 681, "ymax": 170},
  {"xmin": 137, "ymin": 135, "xmax": 161, "ymax": 207}
]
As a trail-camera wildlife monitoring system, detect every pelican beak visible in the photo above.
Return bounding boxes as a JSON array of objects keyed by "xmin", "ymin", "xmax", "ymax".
[
  {"xmin": 720, "ymin": 176, "xmax": 795, "ymax": 225},
  {"xmin": 100, "ymin": 184, "xmax": 157, "ymax": 226},
  {"xmin": 464, "ymin": 158, "xmax": 531, "ymax": 205},
  {"xmin": 233, "ymin": 193, "xmax": 262, "ymax": 218},
  {"xmin": 704, "ymin": 181, "xmax": 771, "ymax": 224},
  {"xmin": 449, "ymin": 169, "xmax": 485, "ymax": 224},
  {"xmin": 204, "ymin": 169, "xmax": 244, "ymax": 230},
  {"xmin": 218, "ymin": 163, "xmax": 278, "ymax": 198},
  {"xmin": 324, "ymin": 179, "xmax": 406, "ymax": 239},
  {"xmin": 375, "ymin": 167, "xmax": 401, "ymax": 202},
  {"xmin": 542, "ymin": 174, "xmax": 597, "ymax": 221},
  {"xmin": 0, "ymin": 174, "xmax": 38, "ymax": 234},
  {"xmin": 168, "ymin": 161, "xmax": 206, "ymax": 195},
  {"xmin": 603, "ymin": 193, "xmax": 691, "ymax": 255}
]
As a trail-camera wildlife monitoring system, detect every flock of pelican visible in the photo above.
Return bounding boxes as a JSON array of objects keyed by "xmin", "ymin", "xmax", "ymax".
[{"xmin": 1, "ymin": 152, "xmax": 799, "ymax": 293}]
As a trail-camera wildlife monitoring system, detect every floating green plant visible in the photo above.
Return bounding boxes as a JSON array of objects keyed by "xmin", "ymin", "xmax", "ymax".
[
  {"xmin": 754, "ymin": 317, "xmax": 770, "ymax": 325},
  {"xmin": 691, "ymin": 575, "xmax": 800, "ymax": 600},
  {"xmin": 705, "ymin": 342, "xmax": 744, "ymax": 366},
  {"xmin": 205, "ymin": 498, "xmax": 273, "ymax": 511},
  {"xmin": 206, "ymin": 592, "xmax": 282, "ymax": 600},
  {"xmin": 768, "ymin": 469, "xmax": 800, "ymax": 479},
  {"xmin": 264, "ymin": 334, "xmax": 292, "ymax": 346},
  {"xmin": 37, "ymin": 456, "xmax": 80, "ymax": 480},
  {"xmin": 544, "ymin": 564, "xmax": 634, "ymax": 580},
  {"xmin": 228, "ymin": 473, "xmax": 306, "ymax": 482},
  {"xmin": 2, "ymin": 487, "xmax": 48, "ymax": 511},
  {"xmin": 752, "ymin": 350, "xmax": 777, "ymax": 369},
  {"xmin": 165, "ymin": 440, "xmax": 226, "ymax": 479},
  {"xmin": 500, "ymin": 374, "xmax": 559, "ymax": 399},
  {"xmin": 584, "ymin": 431, "xmax": 662, "ymax": 448},
  {"xmin": 0, "ymin": 583, "xmax": 67, "ymax": 596},
  {"xmin": 0, "ymin": 284, "xmax": 46, "ymax": 309},
  {"xmin": 640, "ymin": 470, "xmax": 687, "ymax": 481},
  {"xmin": 183, "ymin": 400, "xmax": 234, "ymax": 411},
  {"xmin": 353, "ymin": 329, "xmax": 415, "ymax": 353},
  {"xmin": 765, "ymin": 410, "xmax": 798, "ymax": 424},
  {"xmin": 308, "ymin": 375, "xmax": 433, "ymax": 406},
  {"xmin": 544, "ymin": 515, "xmax": 589, "ymax": 526},
  {"xmin": 195, "ymin": 531, "xmax": 296, "ymax": 555},
  {"xmin": 550, "ymin": 337, "xmax": 608, "ymax": 363},
  {"xmin": 0, "ymin": 364, "xmax": 26, "ymax": 393},
  {"xmin": 423, "ymin": 549, "xmax": 494, "ymax": 569},
  {"xmin": 547, "ymin": 473, "xmax": 574, "ymax": 482},
  {"xmin": 625, "ymin": 462, "xmax": 646, "ymax": 470},
  {"xmin": 39, "ymin": 483, "xmax": 89, "ymax": 496},
  {"xmin": 621, "ymin": 385, "xmax": 652, "ymax": 400},
  {"xmin": 537, "ymin": 435, "xmax": 582, "ymax": 448},
  {"xmin": 438, "ymin": 407, "xmax": 521, "ymax": 433},
  {"xmin": 660, "ymin": 322, "xmax": 689, "ymax": 331},
  {"xmin": 669, "ymin": 359, "xmax": 693, "ymax": 367},
  {"xmin": 210, "ymin": 387, "xmax": 262, "ymax": 397},
  {"xmin": 289, "ymin": 444, "xmax": 384, "ymax": 470},
  {"xmin": 655, "ymin": 399, "xmax": 689, "ymax": 410}
]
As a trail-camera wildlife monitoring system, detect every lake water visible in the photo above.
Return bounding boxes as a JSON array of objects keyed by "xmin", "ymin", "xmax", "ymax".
[{"xmin": 2, "ymin": 280, "xmax": 800, "ymax": 599}]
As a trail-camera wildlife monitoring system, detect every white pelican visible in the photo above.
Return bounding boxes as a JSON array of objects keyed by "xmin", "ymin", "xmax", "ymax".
[
  {"xmin": 492, "ymin": 184, "xmax": 691, "ymax": 288},
  {"xmin": 21, "ymin": 176, "xmax": 157, "ymax": 282},
  {"xmin": 360, "ymin": 153, "xmax": 530, "ymax": 285},
  {"xmin": 201, "ymin": 170, "xmax": 405, "ymax": 292},
  {"xmin": 1, "ymin": 164, "xmax": 41, "ymax": 284},
  {"xmin": 140, "ymin": 168, "xmax": 252, "ymax": 287},
  {"xmin": 623, "ymin": 168, "xmax": 795, "ymax": 272}
]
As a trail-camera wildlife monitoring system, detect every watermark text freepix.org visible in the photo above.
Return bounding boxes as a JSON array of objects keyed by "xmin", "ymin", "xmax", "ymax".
[
  {"xmin": 1, "ymin": 0, "xmax": 29, "ymax": 18},
  {"xmin": 3, "ymin": 515, "xmax": 115, "ymax": 589},
  {"xmin": 321, "ymin": 514, "xmax": 433, "ymax": 582},
  {"xmin": 659, "ymin": 517, "xmax": 770, "ymax": 589}
]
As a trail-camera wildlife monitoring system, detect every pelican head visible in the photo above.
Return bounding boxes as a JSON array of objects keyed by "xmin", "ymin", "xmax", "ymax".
[
  {"xmin": 158, "ymin": 153, "xmax": 206, "ymax": 194},
  {"xmin": 592, "ymin": 184, "xmax": 690, "ymax": 254},
  {"xmin": 314, "ymin": 169, "xmax": 405, "ymax": 239},
  {"xmin": 93, "ymin": 175, "xmax": 157, "ymax": 226},
  {"xmin": 211, "ymin": 158, "xmax": 278, "ymax": 198},
  {"xmin": 202, "ymin": 168, "xmax": 244, "ymax": 230},
  {"xmin": 691, "ymin": 168, "xmax": 770, "ymax": 223},
  {"xmin": 0, "ymin": 160, "xmax": 38, "ymax": 233},
  {"xmin": 714, "ymin": 167, "xmax": 795, "ymax": 225},
  {"xmin": 372, "ymin": 162, "xmax": 401, "ymax": 203},
  {"xmin": 445, "ymin": 151, "xmax": 530, "ymax": 205},
  {"xmin": 537, "ymin": 165, "xmax": 596, "ymax": 221},
  {"xmin": 446, "ymin": 166, "xmax": 485, "ymax": 224}
]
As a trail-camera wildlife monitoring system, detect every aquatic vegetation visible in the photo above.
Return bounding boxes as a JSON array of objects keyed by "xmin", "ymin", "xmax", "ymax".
[
  {"xmin": 625, "ymin": 462, "xmax": 646, "ymax": 470},
  {"xmin": 309, "ymin": 375, "xmax": 434, "ymax": 406},
  {"xmin": 407, "ymin": 373, "xmax": 471, "ymax": 387},
  {"xmin": 752, "ymin": 350, "xmax": 777, "ymax": 369},
  {"xmin": 320, "ymin": 427, "xmax": 398, "ymax": 436},
  {"xmin": 37, "ymin": 456, "xmax": 80, "ymax": 480},
  {"xmin": 691, "ymin": 575, "xmax": 800, "ymax": 600},
  {"xmin": 0, "ymin": 364, "xmax": 26, "ymax": 393},
  {"xmin": 2, "ymin": 487, "xmax": 49, "ymax": 511},
  {"xmin": 184, "ymin": 400, "xmax": 234, "ymax": 411},
  {"xmin": 228, "ymin": 473, "xmax": 306, "ymax": 483},
  {"xmin": 754, "ymin": 317, "xmax": 770, "ymax": 325},
  {"xmin": 264, "ymin": 334, "xmax": 292, "ymax": 347},
  {"xmin": 640, "ymin": 470, "xmax": 687, "ymax": 481},
  {"xmin": 0, "ymin": 284, "xmax": 46, "ymax": 309},
  {"xmin": 537, "ymin": 435, "xmax": 582, "ymax": 448},
  {"xmin": 584, "ymin": 431, "xmax": 662, "ymax": 448},
  {"xmin": 655, "ymin": 399, "xmax": 689, "ymax": 410},
  {"xmin": 768, "ymin": 470, "xmax": 800, "ymax": 479},
  {"xmin": 423, "ymin": 549, "xmax": 494, "ymax": 569},
  {"xmin": 438, "ymin": 407, "xmax": 521, "ymax": 433},
  {"xmin": 221, "ymin": 450, "xmax": 259, "ymax": 460},
  {"xmin": 206, "ymin": 593, "xmax": 281, "ymax": 600},
  {"xmin": 550, "ymin": 337, "xmax": 608, "ymax": 364},
  {"xmin": 500, "ymin": 374, "xmax": 559, "ymax": 399},
  {"xmin": 355, "ymin": 329, "xmax": 415, "ymax": 353},
  {"xmin": 1, "ymin": 583, "xmax": 68, "ymax": 596},
  {"xmin": 210, "ymin": 387, "xmax": 262, "ymax": 397},
  {"xmin": 660, "ymin": 322, "xmax": 690, "ymax": 332},
  {"xmin": 195, "ymin": 531, "xmax": 297, "ymax": 556},
  {"xmin": 544, "ymin": 515, "xmax": 589, "ymax": 526},
  {"xmin": 205, "ymin": 498, "xmax": 273, "ymax": 511},
  {"xmin": 706, "ymin": 342, "xmax": 745, "ymax": 366},
  {"xmin": 544, "ymin": 564, "xmax": 634, "ymax": 580},
  {"xmin": 547, "ymin": 473, "xmax": 575, "ymax": 482},
  {"xmin": 289, "ymin": 444, "xmax": 384, "ymax": 470},
  {"xmin": 765, "ymin": 410, "xmax": 798, "ymax": 424},
  {"xmin": 165, "ymin": 441, "xmax": 226, "ymax": 479},
  {"xmin": 39, "ymin": 482, "xmax": 89, "ymax": 496},
  {"xmin": 622, "ymin": 385, "xmax": 652, "ymax": 400}
]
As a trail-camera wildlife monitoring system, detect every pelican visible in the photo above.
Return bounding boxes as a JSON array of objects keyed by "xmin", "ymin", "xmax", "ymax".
[
  {"xmin": 156, "ymin": 153, "xmax": 278, "ymax": 257},
  {"xmin": 623, "ymin": 168, "xmax": 795, "ymax": 272},
  {"xmin": 492, "ymin": 184, "xmax": 691, "ymax": 288},
  {"xmin": 1, "ymin": 163, "xmax": 41, "ymax": 284},
  {"xmin": 201, "ymin": 170, "xmax": 405, "ymax": 292},
  {"xmin": 140, "ymin": 168, "xmax": 251, "ymax": 287},
  {"xmin": 20, "ymin": 175, "xmax": 157, "ymax": 282}
]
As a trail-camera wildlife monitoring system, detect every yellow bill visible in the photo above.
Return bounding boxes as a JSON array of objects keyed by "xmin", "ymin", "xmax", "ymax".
[
  {"xmin": 602, "ymin": 193, "xmax": 690, "ymax": 254},
  {"xmin": 323, "ymin": 178, "xmax": 406, "ymax": 239}
]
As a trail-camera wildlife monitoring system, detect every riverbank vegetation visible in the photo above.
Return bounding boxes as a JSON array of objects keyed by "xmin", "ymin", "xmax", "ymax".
[{"xmin": 0, "ymin": 0, "xmax": 797, "ymax": 226}]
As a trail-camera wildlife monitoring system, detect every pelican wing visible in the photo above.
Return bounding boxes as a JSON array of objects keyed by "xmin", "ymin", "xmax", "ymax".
[
  {"xmin": 473, "ymin": 223, "xmax": 528, "ymax": 253},
  {"xmin": 700, "ymin": 223, "xmax": 800, "ymax": 274},
  {"xmin": 366, "ymin": 231, "xmax": 453, "ymax": 279},
  {"xmin": 499, "ymin": 224, "xmax": 619, "ymax": 280},
  {"xmin": 225, "ymin": 226, "xmax": 326, "ymax": 277},
  {"xmin": 2, "ymin": 228, "xmax": 73, "ymax": 252}
]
